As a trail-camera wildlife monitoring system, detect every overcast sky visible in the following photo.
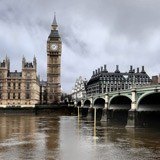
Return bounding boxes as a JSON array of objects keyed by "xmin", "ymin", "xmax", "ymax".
[{"xmin": 0, "ymin": 0, "xmax": 160, "ymax": 93}]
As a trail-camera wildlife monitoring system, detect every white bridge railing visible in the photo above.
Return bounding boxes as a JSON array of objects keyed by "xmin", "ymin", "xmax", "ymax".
[{"xmin": 82, "ymin": 84, "xmax": 160, "ymax": 100}]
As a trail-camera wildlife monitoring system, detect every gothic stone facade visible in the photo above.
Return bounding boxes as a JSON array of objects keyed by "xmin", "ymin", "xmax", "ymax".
[
  {"xmin": 0, "ymin": 15, "xmax": 63, "ymax": 107},
  {"xmin": 46, "ymin": 15, "xmax": 62, "ymax": 104},
  {"xmin": 71, "ymin": 76, "xmax": 87, "ymax": 101},
  {"xmin": 0, "ymin": 56, "xmax": 40, "ymax": 107}
]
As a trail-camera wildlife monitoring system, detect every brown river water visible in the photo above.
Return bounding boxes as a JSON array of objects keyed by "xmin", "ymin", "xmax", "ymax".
[{"xmin": 0, "ymin": 115, "xmax": 159, "ymax": 160}]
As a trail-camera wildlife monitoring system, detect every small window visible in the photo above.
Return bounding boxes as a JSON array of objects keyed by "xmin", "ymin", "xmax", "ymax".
[
  {"xmin": 0, "ymin": 82, "xmax": 2, "ymax": 89},
  {"xmin": 13, "ymin": 83, "xmax": 16, "ymax": 89},
  {"xmin": 18, "ymin": 93, "xmax": 21, "ymax": 99},
  {"xmin": 8, "ymin": 82, "xmax": 11, "ymax": 89},
  {"xmin": 8, "ymin": 93, "xmax": 10, "ymax": 99},
  {"xmin": 26, "ymin": 73, "xmax": 31, "ymax": 78},
  {"xmin": 26, "ymin": 93, "xmax": 30, "ymax": 99},
  {"xmin": 26, "ymin": 82, "xmax": 30, "ymax": 90},
  {"xmin": 18, "ymin": 83, "xmax": 21, "ymax": 89},
  {"xmin": 50, "ymin": 95, "xmax": 52, "ymax": 100},
  {"xmin": 13, "ymin": 93, "xmax": 15, "ymax": 99}
]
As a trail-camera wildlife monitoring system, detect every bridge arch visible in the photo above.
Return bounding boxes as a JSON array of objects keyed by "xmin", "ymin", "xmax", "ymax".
[
  {"xmin": 137, "ymin": 92, "xmax": 160, "ymax": 111},
  {"xmin": 91, "ymin": 98, "xmax": 105, "ymax": 121},
  {"xmin": 93, "ymin": 98, "xmax": 105, "ymax": 108},
  {"xmin": 83, "ymin": 100, "xmax": 91, "ymax": 108},
  {"xmin": 82, "ymin": 100, "xmax": 91, "ymax": 117},
  {"xmin": 107, "ymin": 95, "xmax": 132, "ymax": 125},
  {"xmin": 109, "ymin": 95, "xmax": 132, "ymax": 110},
  {"xmin": 77, "ymin": 101, "xmax": 81, "ymax": 107},
  {"xmin": 137, "ymin": 92, "xmax": 160, "ymax": 127}
]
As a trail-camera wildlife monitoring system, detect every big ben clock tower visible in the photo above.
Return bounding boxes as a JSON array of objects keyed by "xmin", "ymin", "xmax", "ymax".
[{"xmin": 47, "ymin": 14, "xmax": 62, "ymax": 104}]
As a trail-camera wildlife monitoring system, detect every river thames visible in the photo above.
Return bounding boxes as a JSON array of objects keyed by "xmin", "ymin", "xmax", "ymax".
[{"xmin": 0, "ymin": 115, "xmax": 159, "ymax": 160}]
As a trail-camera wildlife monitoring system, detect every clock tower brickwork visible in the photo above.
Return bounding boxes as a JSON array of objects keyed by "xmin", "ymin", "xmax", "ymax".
[{"xmin": 47, "ymin": 14, "xmax": 62, "ymax": 104}]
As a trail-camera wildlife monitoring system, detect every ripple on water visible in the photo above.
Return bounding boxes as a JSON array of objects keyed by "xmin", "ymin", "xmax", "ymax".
[{"xmin": 0, "ymin": 139, "xmax": 31, "ymax": 147}]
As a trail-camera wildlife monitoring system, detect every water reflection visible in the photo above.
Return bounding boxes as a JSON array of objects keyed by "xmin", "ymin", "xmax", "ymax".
[
  {"xmin": 0, "ymin": 115, "xmax": 159, "ymax": 160},
  {"xmin": 0, "ymin": 116, "xmax": 60, "ymax": 159}
]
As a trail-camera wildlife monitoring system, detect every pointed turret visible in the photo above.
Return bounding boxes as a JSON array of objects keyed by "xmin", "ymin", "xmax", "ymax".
[
  {"xmin": 51, "ymin": 12, "xmax": 58, "ymax": 30},
  {"xmin": 33, "ymin": 55, "xmax": 36, "ymax": 63},
  {"xmin": 5, "ymin": 55, "xmax": 10, "ymax": 69},
  {"xmin": 22, "ymin": 55, "xmax": 26, "ymax": 68},
  {"xmin": 49, "ymin": 12, "xmax": 60, "ymax": 38},
  {"xmin": 5, "ymin": 55, "xmax": 8, "ymax": 61},
  {"xmin": 33, "ymin": 55, "xmax": 37, "ymax": 70},
  {"xmin": 52, "ymin": 12, "xmax": 57, "ymax": 25},
  {"xmin": 7, "ymin": 57, "xmax": 10, "ymax": 69}
]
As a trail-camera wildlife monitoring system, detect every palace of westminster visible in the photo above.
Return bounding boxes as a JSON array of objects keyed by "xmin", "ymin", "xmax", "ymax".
[
  {"xmin": 0, "ymin": 15, "xmax": 159, "ymax": 107},
  {"xmin": 0, "ymin": 15, "xmax": 61, "ymax": 107}
]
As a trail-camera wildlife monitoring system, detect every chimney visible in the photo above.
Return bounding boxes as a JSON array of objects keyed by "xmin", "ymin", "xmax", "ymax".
[
  {"xmin": 104, "ymin": 64, "xmax": 107, "ymax": 71},
  {"xmin": 115, "ymin": 65, "xmax": 120, "ymax": 73},
  {"xmin": 137, "ymin": 68, "xmax": 139, "ymax": 73},
  {"xmin": 133, "ymin": 69, "xmax": 135, "ymax": 73},
  {"xmin": 116, "ymin": 65, "xmax": 119, "ymax": 71},
  {"xmin": 141, "ymin": 66, "xmax": 145, "ymax": 73},
  {"xmin": 101, "ymin": 66, "xmax": 103, "ymax": 72},
  {"xmin": 93, "ymin": 71, "xmax": 95, "ymax": 75},
  {"xmin": 98, "ymin": 68, "xmax": 100, "ymax": 73},
  {"xmin": 129, "ymin": 65, "xmax": 133, "ymax": 73},
  {"xmin": 95, "ymin": 69, "xmax": 97, "ymax": 74}
]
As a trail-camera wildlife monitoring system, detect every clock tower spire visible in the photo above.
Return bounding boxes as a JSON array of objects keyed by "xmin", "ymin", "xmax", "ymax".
[
  {"xmin": 47, "ymin": 13, "xmax": 62, "ymax": 104},
  {"xmin": 52, "ymin": 12, "xmax": 58, "ymax": 29}
]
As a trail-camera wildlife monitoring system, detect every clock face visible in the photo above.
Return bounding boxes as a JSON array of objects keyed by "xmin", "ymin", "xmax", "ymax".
[{"xmin": 50, "ymin": 43, "xmax": 58, "ymax": 51}]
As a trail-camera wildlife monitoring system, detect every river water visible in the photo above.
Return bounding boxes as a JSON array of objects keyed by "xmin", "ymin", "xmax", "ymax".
[{"xmin": 0, "ymin": 115, "xmax": 159, "ymax": 160}]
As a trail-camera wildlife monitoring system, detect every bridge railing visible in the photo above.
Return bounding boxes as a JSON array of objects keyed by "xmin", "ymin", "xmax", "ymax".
[{"xmin": 84, "ymin": 84, "xmax": 160, "ymax": 100}]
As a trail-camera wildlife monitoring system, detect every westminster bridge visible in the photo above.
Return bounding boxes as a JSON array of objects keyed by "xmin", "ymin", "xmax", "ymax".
[{"xmin": 74, "ymin": 84, "xmax": 160, "ymax": 127}]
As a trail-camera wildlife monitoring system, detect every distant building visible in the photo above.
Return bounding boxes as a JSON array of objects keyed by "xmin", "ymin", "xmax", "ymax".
[
  {"xmin": 71, "ymin": 76, "xmax": 87, "ymax": 100},
  {"xmin": 0, "ymin": 56, "xmax": 40, "ymax": 107},
  {"xmin": 86, "ymin": 65, "xmax": 151, "ymax": 96},
  {"xmin": 151, "ymin": 74, "xmax": 160, "ymax": 84},
  {"xmin": 40, "ymin": 80, "xmax": 47, "ymax": 104}
]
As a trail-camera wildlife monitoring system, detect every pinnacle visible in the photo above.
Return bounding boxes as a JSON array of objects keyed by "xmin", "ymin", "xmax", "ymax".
[{"xmin": 52, "ymin": 12, "xmax": 58, "ymax": 26}]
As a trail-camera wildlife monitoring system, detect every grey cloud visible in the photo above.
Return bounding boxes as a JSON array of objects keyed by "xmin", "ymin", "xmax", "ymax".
[{"xmin": 0, "ymin": 0, "xmax": 160, "ymax": 92}]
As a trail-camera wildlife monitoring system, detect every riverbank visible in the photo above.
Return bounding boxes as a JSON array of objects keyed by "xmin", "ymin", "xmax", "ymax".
[{"xmin": 0, "ymin": 104, "xmax": 75, "ymax": 115}]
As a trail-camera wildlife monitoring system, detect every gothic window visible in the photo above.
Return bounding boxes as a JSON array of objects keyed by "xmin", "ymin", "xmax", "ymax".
[
  {"xmin": 0, "ymin": 82, "xmax": 2, "ymax": 90},
  {"xmin": 26, "ymin": 92, "xmax": 30, "ymax": 99},
  {"xmin": 18, "ymin": 93, "xmax": 21, "ymax": 99},
  {"xmin": 13, "ymin": 83, "xmax": 16, "ymax": 89},
  {"xmin": 8, "ymin": 93, "xmax": 10, "ymax": 99},
  {"xmin": 26, "ymin": 73, "xmax": 31, "ymax": 78},
  {"xmin": 50, "ymin": 95, "xmax": 53, "ymax": 100},
  {"xmin": 0, "ymin": 71, "xmax": 2, "ymax": 78},
  {"xmin": 26, "ymin": 82, "xmax": 30, "ymax": 90},
  {"xmin": 18, "ymin": 83, "xmax": 21, "ymax": 89},
  {"xmin": 8, "ymin": 82, "xmax": 11, "ymax": 89},
  {"xmin": 13, "ymin": 93, "xmax": 15, "ymax": 99},
  {"xmin": 0, "ymin": 93, "xmax": 2, "ymax": 99}
]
